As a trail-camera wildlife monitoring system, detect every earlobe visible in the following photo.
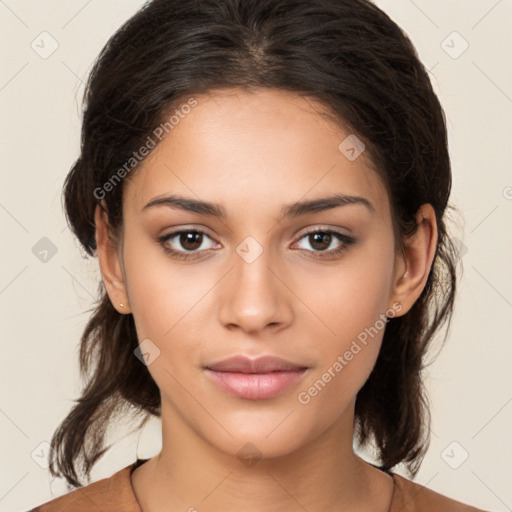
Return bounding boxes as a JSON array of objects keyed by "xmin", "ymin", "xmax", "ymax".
[
  {"xmin": 389, "ymin": 204, "xmax": 438, "ymax": 316},
  {"xmin": 94, "ymin": 203, "xmax": 131, "ymax": 314}
]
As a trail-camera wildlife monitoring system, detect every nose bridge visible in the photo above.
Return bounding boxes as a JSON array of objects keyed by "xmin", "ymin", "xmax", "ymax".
[{"xmin": 217, "ymin": 235, "xmax": 292, "ymax": 333}]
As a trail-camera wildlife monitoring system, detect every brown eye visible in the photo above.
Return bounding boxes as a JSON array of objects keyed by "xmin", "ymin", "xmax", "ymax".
[
  {"xmin": 294, "ymin": 228, "xmax": 356, "ymax": 260},
  {"xmin": 158, "ymin": 229, "xmax": 217, "ymax": 258},
  {"xmin": 179, "ymin": 231, "xmax": 204, "ymax": 251},
  {"xmin": 308, "ymin": 232, "xmax": 332, "ymax": 251}
]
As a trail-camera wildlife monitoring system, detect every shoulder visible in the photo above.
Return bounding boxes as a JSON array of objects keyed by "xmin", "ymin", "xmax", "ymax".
[
  {"xmin": 27, "ymin": 463, "xmax": 141, "ymax": 512},
  {"xmin": 390, "ymin": 472, "xmax": 490, "ymax": 512}
]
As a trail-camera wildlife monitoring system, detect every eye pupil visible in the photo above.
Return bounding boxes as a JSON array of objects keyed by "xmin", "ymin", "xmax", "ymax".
[
  {"xmin": 310, "ymin": 232, "xmax": 331, "ymax": 251},
  {"xmin": 180, "ymin": 232, "xmax": 202, "ymax": 250}
]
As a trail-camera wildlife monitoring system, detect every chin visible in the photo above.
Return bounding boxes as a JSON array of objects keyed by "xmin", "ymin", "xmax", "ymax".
[
  {"xmin": 195, "ymin": 410, "xmax": 325, "ymax": 464},
  {"xmin": 216, "ymin": 434, "xmax": 308, "ymax": 466}
]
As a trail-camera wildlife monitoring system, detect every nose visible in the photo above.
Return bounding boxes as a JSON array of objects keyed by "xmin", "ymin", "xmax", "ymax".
[{"xmin": 217, "ymin": 244, "xmax": 294, "ymax": 335}]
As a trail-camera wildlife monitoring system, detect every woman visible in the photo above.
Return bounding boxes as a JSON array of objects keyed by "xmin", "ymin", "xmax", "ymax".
[{"xmin": 30, "ymin": 0, "xmax": 488, "ymax": 510}]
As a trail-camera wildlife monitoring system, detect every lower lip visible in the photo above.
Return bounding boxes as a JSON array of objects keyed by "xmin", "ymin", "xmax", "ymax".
[{"xmin": 204, "ymin": 368, "xmax": 307, "ymax": 400}]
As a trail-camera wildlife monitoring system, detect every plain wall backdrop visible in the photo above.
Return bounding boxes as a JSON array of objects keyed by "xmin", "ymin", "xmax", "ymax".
[{"xmin": 1, "ymin": 1, "xmax": 511, "ymax": 511}]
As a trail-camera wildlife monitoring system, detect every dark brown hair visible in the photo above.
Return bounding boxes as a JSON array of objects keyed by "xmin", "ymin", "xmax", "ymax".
[{"xmin": 50, "ymin": 0, "xmax": 457, "ymax": 488}]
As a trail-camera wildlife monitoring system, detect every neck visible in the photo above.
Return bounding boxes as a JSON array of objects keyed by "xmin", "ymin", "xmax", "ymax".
[{"xmin": 132, "ymin": 403, "xmax": 394, "ymax": 512}]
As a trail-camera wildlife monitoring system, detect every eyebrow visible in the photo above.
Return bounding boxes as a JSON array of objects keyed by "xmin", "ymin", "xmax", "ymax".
[{"xmin": 142, "ymin": 193, "xmax": 374, "ymax": 218}]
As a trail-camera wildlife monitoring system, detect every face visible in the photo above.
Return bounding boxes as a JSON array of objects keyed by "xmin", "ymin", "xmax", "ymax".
[{"xmin": 106, "ymin": 88, "xmax": 407, "ymax": 460}]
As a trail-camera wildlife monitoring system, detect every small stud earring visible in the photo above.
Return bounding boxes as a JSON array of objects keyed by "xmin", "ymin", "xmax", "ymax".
[{"xmin": 119, "ymin": 303, "xmax": 124, "ymax": 308}]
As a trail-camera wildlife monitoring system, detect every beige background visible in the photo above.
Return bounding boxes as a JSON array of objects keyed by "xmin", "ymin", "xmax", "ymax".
[{"xmin": 1, "ymin": 1, "xmax": 511, "ymax": 511}]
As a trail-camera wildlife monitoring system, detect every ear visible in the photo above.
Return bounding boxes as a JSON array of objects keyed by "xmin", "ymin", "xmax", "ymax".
[
  {"xmin": 389, "ymin": 203, "xmax": 438, "ymax": 316},
  {"xmin": 94, "ymin": 202, "xmax": 131, "ymax": 314}
]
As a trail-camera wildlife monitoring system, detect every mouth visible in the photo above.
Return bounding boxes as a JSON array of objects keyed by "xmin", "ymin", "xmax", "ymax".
[{"xmin": 203, "ymin": 355, "xmax": 309, "ymax": 400}]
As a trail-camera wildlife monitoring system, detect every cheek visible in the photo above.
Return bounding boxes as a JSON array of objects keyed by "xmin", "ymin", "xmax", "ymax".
[
  {"xmin": 295, "ymin": 241, "xmax": 395, "ymax": 409},
  {"xmin": 314, "ymin": 242, "xmax": 395, "ymax": 346},
  {"xmin": 122, "ymin": 235, "xmax": 210, "ymax": 339},
  {"xmin": 296, "ymin": 294, "xmax": 389, "ymax": 426},
  {"xmin": 121, "ymin": 233, "xmax": 230, "ymax": 391},
  {"xmin": 122, "ymin": 244, "xmax": 209, "ymax": 388}
]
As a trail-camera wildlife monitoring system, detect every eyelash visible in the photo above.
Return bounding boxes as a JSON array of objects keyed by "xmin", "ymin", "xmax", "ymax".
[{"xmin": 156, "ymin": 228, "xmax": 355, "ymax": 261}]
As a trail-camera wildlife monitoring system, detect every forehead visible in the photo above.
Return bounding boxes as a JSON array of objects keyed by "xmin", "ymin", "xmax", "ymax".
[{"xmin": 124, "ymin": 88, "xmax": 390, "ymax": 219}]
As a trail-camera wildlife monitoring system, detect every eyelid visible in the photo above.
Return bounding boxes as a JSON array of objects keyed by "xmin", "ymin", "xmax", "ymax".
[{"xmin": 294, "ymin": 224, "xmax": 352, "ymax": 238}]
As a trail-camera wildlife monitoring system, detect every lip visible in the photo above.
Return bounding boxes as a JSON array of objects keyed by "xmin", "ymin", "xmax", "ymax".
[
  {"xmin": 204, "ymin": 355, "xmax": 309, "ymax": 400},
  {"xmin": 206, "ymin": 355, "xmax": 307, "ymax": 373}
]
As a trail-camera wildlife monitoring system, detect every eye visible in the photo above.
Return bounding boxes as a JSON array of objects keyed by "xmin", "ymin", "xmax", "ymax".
[
  {"xmin": 293, "ymin": 228, "xmax": 355, "ymax": 259},
  {"xmin": 157, "ymin": 227, "xmax": 355, "ymax": 261},
  {"xmin": 157, "ymin": 229, "xmax": 218, "ymax": 260}
]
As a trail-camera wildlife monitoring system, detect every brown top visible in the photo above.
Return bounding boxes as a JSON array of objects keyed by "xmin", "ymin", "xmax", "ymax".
[{"xmin": 29, "ymin": 459, "xmax": 489, "ymax": 512}]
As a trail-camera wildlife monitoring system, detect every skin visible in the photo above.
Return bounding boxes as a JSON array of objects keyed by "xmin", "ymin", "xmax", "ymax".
[{"xmin": 95, "ymin": 87, "xmax": 438, "ymax": 512}]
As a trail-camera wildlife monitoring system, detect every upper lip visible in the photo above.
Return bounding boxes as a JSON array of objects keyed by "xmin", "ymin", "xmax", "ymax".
[{"xmin": 205, "ymin": 355, "xmax": 308, "ymax": 374}]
